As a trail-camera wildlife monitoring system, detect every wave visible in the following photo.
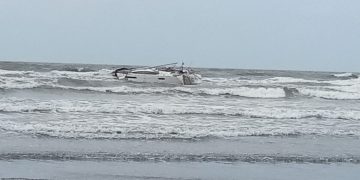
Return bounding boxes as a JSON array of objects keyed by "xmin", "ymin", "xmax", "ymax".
[
  {"xmin": 2, "ymin": 69, "xmax": 358, "ymax": 86},
  {"xmin": 2, "ymin": 122, "xmax": 359, "ymax": 140},
  {"xmin": 0, "ymin": 82, "xmax": 291, "ymax": 99},
  {"xmin": 0, "ymin": 68, "xmax": 115, "ymax": 81},
  {"xmin": 295, "ymin": 77, "xmax": 360, "ymax": 100},
  {"xmin": 203, "ymin": 77, "xmax": 321, "ymax": 86},
  {"xmin": 61, "ymin": 66, "xmax": 95, "ymax": 72},
  {"xmin": 2, "ymin": 68, "xmax": 360, "ymax": 100},
  {"xmin": 174, "ymin": 86, "xmax": 288, "ymax": 98},
  {"xmin": 2, "ymin": 81, "xmax": 360, "ymax": 100},
  {"xmin": 298, "ymin": 88, "xmax": 360, "ymax": 100},
  {"xmin": 187, "ymin": 77, "xmax": 360, "ymax": 100},
  {"xmin": 1, "ymin": 152, "xmax": 359, "ymax": 164},
  {"xmin": 1, "ymin": 99, "xmax": 360, "ymax": 139},
  {"xmin": 202, "ymin": 76, "xmax": 360, "ymax": 89},
  {"xmin": 1, "ymin": 99, "xmax": 359, "ymax": 120},
  {"xmin": 332, "ymin": 72, "xmax": 358, "ymax": 78}
]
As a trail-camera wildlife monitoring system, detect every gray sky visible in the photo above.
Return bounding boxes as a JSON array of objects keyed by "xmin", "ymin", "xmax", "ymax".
[{"xmin": 0, "ymin": 0, "xmax": 359, "ymax": 71}]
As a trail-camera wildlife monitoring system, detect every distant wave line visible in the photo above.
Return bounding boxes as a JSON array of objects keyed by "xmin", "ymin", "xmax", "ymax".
[{"xmin": 0, "ymin": 152, "xmax": 359, "ymax": 164}]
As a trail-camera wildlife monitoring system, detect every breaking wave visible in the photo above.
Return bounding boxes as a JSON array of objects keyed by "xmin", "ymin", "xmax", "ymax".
[
  {"xmin": 0, "ymin": 80, "xmax": 291, "ymax": 99},
  {"xmin": 174, "ymin": 87, "xmax": 287, "ymax": 98},
  {"xmin": 1, "ymin": 99, "xmax": 359, "ymax": 120},
  {"xmin": 61, "ymin": 66, "xmax": 95, "ymax": 72},
  {"xmin": 1, "ymin": 122, "xmax": 359, "ymax": 139},
  {"xmin": 0, "ymin": 68, "xmax": 115, "ymax": 82},
  {"xmin": 332, "ymin": 72, "xmax": 358, "ymax": 78},
  {"xmin": 1, "ymin": 99, "xmax": 360, "ymax": 139},
  {"xmin": 47, "ymin": 85, "xmax": 290, "ymax": 98},
  {"xmin": 1, "ymin": 152, "xmax": 359, "ymax": 164},
  {"xmin": 298, "ymin": 88, "xmax": 360, "ymax": 100},
  {"xmin": 4, "ymin": 83, "xmax": 360, "ymax": 100},
  {"xmin": 1, "ymin": 68, "xmax": 360, "ymax": 100},
  {"xmin": 202, "ymin": 77, "xmax": 320, "ymax": 86}
]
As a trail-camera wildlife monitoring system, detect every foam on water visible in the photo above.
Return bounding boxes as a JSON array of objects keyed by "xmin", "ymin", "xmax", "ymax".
[
  {"xmin": 301, "ymin": 77, "xmax": 360, "ymax": 99},
  {"xmin": 0, "ymin": 69, "xmax": 115, "ymax": 82},
  {"xmin": 299, "ymin": 88, "xmax": 360, "ymax": 100},
  {"xmin": 3, "ymin": 61, "xmax": 360, "ymax": 175},
  {"xmin": 174, "ymin": 86, "xmax": 287, "ymax": 98},
  {"xmin": 1, "ymin": 65, "xmax": 360, "ymax": 139},
  {"xmin": 198, "ymin": 77, "xmax": 360, "ymax": 100},
  {"xmin": 332, "ymin": 72, "xmax": 358, "ymax": 78},
  {"xmin": 202, "ymin": 77, "xmax": 320, "ymax": 86},
  {"xmin": 2, "ymin": 68, "xmax": 360, "ymax": 100},
  {"xmin": 1, "ymin": 79, "xmax": 288, "ymax": 99},
  {"xmin": 1, "ymin": 115, "xmax": 359, "ymax": 139},
  {"xmin": 1, "ymin": 97, "xmax": 360, "ymax": 139},
  {"xmin": 1, "ymin": 152, "xmax": 359, "ymax": 164},
  {"xmin": 1, "ymin": 98, "xmax": 359, "ymax": 120}
]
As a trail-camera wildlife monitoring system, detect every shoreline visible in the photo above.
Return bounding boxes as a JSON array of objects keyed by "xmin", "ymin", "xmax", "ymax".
[
  {"xmin": 1, "ymin": 134, "xmax": 360, "ymax": 164},
  {"xmin": 1, "ymin": 160, "xmax": 359, "ymax": 180}
]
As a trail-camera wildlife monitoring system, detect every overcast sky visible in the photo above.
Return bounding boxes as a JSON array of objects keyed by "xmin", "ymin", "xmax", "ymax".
[{"xmin": 0, "ymin": 0, "xmax": 359, "ymax": 71}]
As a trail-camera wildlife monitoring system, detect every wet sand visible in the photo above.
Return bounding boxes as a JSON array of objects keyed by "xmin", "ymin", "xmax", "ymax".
[{"xmin": 1, "ymin": 160, "xmax": 359, "ymax": 180}]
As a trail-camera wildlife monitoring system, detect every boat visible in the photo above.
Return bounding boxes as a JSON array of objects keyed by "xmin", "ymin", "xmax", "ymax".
[{"xmin": 112, "ymin": 63, "xmax": 202, "ymax": 85}]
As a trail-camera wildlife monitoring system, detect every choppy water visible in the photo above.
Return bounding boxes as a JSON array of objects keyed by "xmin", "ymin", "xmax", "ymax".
[{"xmin": 1, "ymin": 61, "xmax": 360, "ymax": 179}]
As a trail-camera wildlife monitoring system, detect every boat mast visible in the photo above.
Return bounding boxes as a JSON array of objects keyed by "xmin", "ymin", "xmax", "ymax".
[{"xmin": 142, "ymin": 62, "xmax": 178, "ymax": 69}]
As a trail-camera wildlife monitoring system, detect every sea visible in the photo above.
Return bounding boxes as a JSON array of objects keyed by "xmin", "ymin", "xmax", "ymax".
[{"xmin": 0, "ymin": 61, "xmax": 359, "ymax": 180}]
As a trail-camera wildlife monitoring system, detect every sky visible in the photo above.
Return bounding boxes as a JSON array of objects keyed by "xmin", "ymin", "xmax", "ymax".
[{"xmin": 0, "ymin": 0, "xmax": 360, "ymax": 72}]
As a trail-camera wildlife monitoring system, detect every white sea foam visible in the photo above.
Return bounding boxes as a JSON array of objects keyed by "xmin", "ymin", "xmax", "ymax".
[
  {"xmin": 1, "ymin": 91, "xmax": 360, "ymax": 139},
  {"xmin": 0, "ymin": 74, "xmax": 288, "ymax": 98},
  {"xmin": 1, "ymin": 98, "xmax": 359, "ymax": 120},
  {"xmin": 260, "ymin": 77, "xmax": 319, "ymax": 84},
  {"xmin": 0, "ymin": 76, "xmax": 45, "ymax": 89},
  {"xmin": 2, "ymin": 65, "xmax": 360, "ymax": 140},
  {"xmin": 53, "ymin": 86, "xmax": 287, "ymax": 98},
  {"xmin": 202, "ymin": 77, "xmax": 320, "ymax": 86},
  {"xmin": 300, "ymin": 77, "xmax": 360, "ymax": 99},
  {"xmin": 64, "ymin": 84, "xmax": 360, "ymax": 100},
  {"xmin": 0, "ymin": 69, "xmax": 35, "ymax": 75},
  {"xmin": 2, "ymin": 68, "xmax": 360, "ymax": 100},
  {"xmin": 0, "ymin": 68, "xmax": 116, "ymax": 82},
  {"xmin": 299, "ymin": 88, "xmax": 360, "ymax": 100},
  {"xmin": 333, "ymin": 72, "xmax": 358, "ymax": 78},
  {"xmin": 0, "ymin": 68, "xmax": 118, "ymax": 90},
  {"xmin": 49, "ymin": 69, "xmax": 115, "ymax": 81},
  {"xmin": 1, "ymin": 111, "xmax": 359, "ymax": 139},
  {"xmin": 2, "ymin": 77, "xmax": 360, "ymax": 100}
]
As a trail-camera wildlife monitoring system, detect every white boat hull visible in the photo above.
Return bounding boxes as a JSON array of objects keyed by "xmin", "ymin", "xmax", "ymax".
[
  {"xmin": 112, "ymin": 64, "xmax": 201, "ymax": 85},
  {"xmin": 125, "ymin": 73, "xmax": 184, "ymax": 85}
]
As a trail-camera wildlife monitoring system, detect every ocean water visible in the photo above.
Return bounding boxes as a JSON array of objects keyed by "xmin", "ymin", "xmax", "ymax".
[{"xmin": 0, "ymin": 61, "xmax": 360, "ymax": 179}]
